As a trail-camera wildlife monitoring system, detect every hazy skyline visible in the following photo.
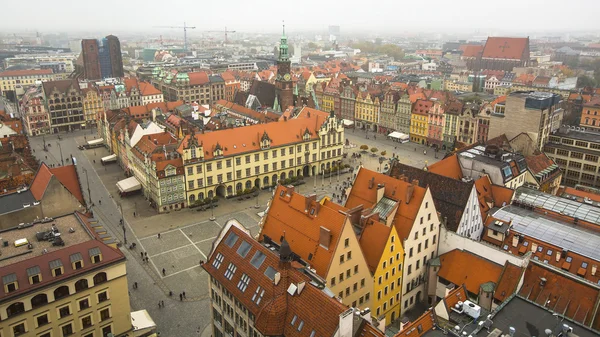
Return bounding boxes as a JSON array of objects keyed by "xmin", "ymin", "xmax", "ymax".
[{"xmin": 2, "ymin": 0, "xmax": 600, "ymax": 36}]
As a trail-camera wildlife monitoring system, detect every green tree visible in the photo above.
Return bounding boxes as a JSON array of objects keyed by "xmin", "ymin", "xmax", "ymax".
[
  {"xmin": 381, "ymin": 151, "xmax": 387, "ymax": 157},
  {"xmin": 360, "ymin": 144, "xmax": 369, "ymax": 151},
  {"xmin": 370, "ymin": 147, "xmax": 378, "ymax": 154},
  {"xmin": 307, "ymin": 42, "xmax": 318, "ymax": 50},
  {"xmin": 577, "ymin": 75, "xmax": 597, "ymax": 88}
]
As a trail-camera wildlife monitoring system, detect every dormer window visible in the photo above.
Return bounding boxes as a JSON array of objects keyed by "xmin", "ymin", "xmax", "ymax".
[
  {"xmin": 50, "ymin": 259, "xmax": 64, "ymax": 276},
  {"xmin": 89, "ymin": 247, "xmax": 102, "ymax": 264},
  {"xmin": 70, "ymin": 253, "xmax": 84, "ymax": 270},
  {"xmin": 3, "ymin": 273, "xmax": 18, "ymax": 293},
  {"xmin": 27, "ymin": 266, "xmax": 42, "ymax": 284},
  {"xmin": 190, "ymin": 147, "xmax": 197, "ymax": 159}
]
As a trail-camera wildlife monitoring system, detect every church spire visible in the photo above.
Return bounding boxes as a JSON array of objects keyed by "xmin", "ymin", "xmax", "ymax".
[{"xmin": 279, "ymin": 21, "xmax": 289, "ymax": 62}]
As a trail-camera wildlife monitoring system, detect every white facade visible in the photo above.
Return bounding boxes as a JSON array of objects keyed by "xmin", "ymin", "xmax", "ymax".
[{"xmin": 141, "ymin": 93, "xmax": 164, "ymax": 106}]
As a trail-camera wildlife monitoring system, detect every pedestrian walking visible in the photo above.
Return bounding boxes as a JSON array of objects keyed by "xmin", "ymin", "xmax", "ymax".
[
  {"xmin": 98, "ymin": 200, "xmax": 102, "ymax": 205},
  {"xmin": 158, "ymin": 233, "xmax": 161, "ymax": 239},
  {"xmin": 179, "ymin": 293, "xmax": 183, "ymax": 301},
  {"xmin": 158, "ymin": 301, "xmax": 161, "ymax": 309},
  {"xmin": 162, "ymin": 268, "xmax": 166, "ymax": 276},
  {"xmin": 183, "ymin": 291, "xmax": 186, "ymax": 299},
  {"xmin": 161, "ymin": 300, "xmax": 164, "ymax": 308},
  {"xmin": 133, "ymin": 282, "xmax": 138, "ymax": 289},
  {"xmin": 141, "ymin": 252, "xmax": 144, "ymax": 259},
  {"xmin": 144, "ymin": 252, "xmax": 148, "ymax": 257}
]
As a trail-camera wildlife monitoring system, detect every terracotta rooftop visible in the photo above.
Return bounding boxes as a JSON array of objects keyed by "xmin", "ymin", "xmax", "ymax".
[
  {"xmin": 437, "ymin": 249, "xmax": 503, "ymax": 295},
  {"xmin": 0, "ymin": 69, "xmax": 53, "ymax": 77},
  {"xmin": 178, "ymin": 111, "xmax": 329, "ymax": 160},
  {"xmin": 50, "ymin": 164, "xmax": 85, "ymax": 205},
  {"xmin": 524, "ymin": 152, "xmax": 557, "ymax": 175},
  {"xmin": 345, "ymin": 167, "xmax": 426, "ymax": 241},
  {"xmin": 396, "ymin": 310, "xmax": 436, "ymax": 337},
  {"xmin": 427, "ymin": 154, "xmax": 463, "ymax": 180},
  {"xmin": 259, "ymin": 185, "xmax": 347, "ymax": 277},
  {"xmin": 494, "ymin": 262, "xmax": 523, "ymax": 303},
  {"xmin": 203, "ymin": 220, "xmax": 350, "ymax": 337},
  {"xmin": 0, "ymin": 212, "xmax": 124, "ymax": 301},
  {"xmin": 29, "ymin": 162, "xmax": 53, "ymax": 200},
  {"xmin": 560, "ymin": 186, "xmax": 600, "ymax": 203},
  {"xmin": 481, "ymin": 37, "xmax": 529, "ymax": 60},
  {"xmin": 139, "ymin": 82, "xmax": 162, "ymax": 96}
]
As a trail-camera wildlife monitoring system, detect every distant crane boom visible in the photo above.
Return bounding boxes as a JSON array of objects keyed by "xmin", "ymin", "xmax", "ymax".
[
  {"xmin": 206, "ymin": 27, "xmax": 237, "ymax": 44},
  {"xmin": 153, "ymin": 22, "xmax": 196, "ymax": 50}
]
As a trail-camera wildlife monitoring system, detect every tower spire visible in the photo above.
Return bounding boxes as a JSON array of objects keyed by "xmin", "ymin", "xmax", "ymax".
[{"xmin": 282, "ymin": 20, "xmax": 286, "ymax": 37}]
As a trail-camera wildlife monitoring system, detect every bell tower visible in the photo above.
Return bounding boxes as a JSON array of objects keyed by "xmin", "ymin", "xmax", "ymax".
[{"xmin": 276, "ymin": 22, "xmax": 294, "ymax": 111}]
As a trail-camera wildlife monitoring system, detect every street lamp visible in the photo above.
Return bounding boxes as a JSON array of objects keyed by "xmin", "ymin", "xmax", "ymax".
[
  {"xmin": 118, "ymin": 203, "xmax": 127, "ymax": 244},
  {"xmin": 379, "ymin": 157, "xmax": 385, "ymax": 172},
  {"xmin": 42, "ymin": 135, "xmax": 47, "ymax": 151},
  {"xmin": 254, "ymin": 189, "xmax": 260, "ymax": 209},
  {"xmin": 56, "ymin": 142, "xmax": 64, "ymax": 166},
  {"xmin": 209, "ymin": 198, "xmax": 216, "ymax": 221}
]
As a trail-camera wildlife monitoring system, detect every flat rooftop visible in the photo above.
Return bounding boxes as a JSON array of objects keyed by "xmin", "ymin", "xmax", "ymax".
[
  {"xmin": 554, "ymin": 128, "xmax": 600, "ymax": 143},
  {"xmin": 493, "ymin": 205, "xmax": 600, "ymax": 263},
  {"xmin": 478, "ymin": 296, "xmax": 599, "ymax": 337},
  {"xmin": 0, "ymin": 213, "xmax": 93, "ymax": 268},
  {"xmin": 513, "ymin": 187, "xmax": 600, "ymax": 224}
]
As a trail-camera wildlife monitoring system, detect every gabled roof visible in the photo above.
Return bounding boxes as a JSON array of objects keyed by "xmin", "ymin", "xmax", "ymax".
[
  {"xmin": 357, "ymin": 218, "xmax": 392, "ymax": 274},
  {"xmin": 30, "ymin": 162, "xmax": 53, "ymax": 200},
  {"xmin": 389, "ymin": 161, "xmax": 474, "ymax": 232},
  {"xmin": 203, "ymin": 221, "xmax": 349, "ymax": 337},
  {"xmin": 139, "ymin": 82, "xmax": 162, "ymax": 96},
  {"xmin": 345, "ymin": 167, "xmax": 426, "ymax": 240},
  {"xmin": 494, "ymin": 262, "xmax": 523, "ymax": 302},
  {"xmin": 442, "ymin": 284, "xmax": 468, "ymax": 311},
  {"xmin": 474, "ymin": 175, "xmax": 514, "ymax": 216},
  {"xmin": 259, "ymin": 186, "xmax": 347, "ymax": 277},
  {"xmin": 461, "ymin": 45, "xmax": 484, "ymax": 58},
  {"xmin": 188, "ymin": 72, "xmax": 210, "ymax": 86},
  {"xmin": 437, "ymin": 249, "xmax": 503, "ymax": 295},
  {"xmin": 412, "ymin": 99, "xmax": 432, "ymax": 115},
  {"xmin": 396, "ymin": 310, "xmax": 436, "ymax": 337},
  {"xmin": 50, "ymin": 165, "xmax": 85, "ymax": 205},
  {"xmin": 524, "ymin": 152, "xmax": 556, "ymax": 175},
  {"xmin": 178, "ymin": 112, "xmax": 328, "ymax": 160},
  {"xmin": 481, "ymin": 37, "xmax": 528, "ymax": 60},
  {"xmin": 427, "ymin": 154, "xmax": 463, "ymax": 180},
  {"xmin": 42, "ymin": 79, "xmax": 80, "ymax": 95}
]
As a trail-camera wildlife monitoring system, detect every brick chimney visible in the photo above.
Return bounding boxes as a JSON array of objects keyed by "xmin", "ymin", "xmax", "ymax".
[
  {"xmin": 376, "ymin": 183, "xmax": 385, "ymax": 204},
  {"xmin": 368, "ymin": 177, "xmax": 375, "ymax": 189},
  {"xmin": 406, "ymin": 184, "xmax": 414, "ymax": 204}
]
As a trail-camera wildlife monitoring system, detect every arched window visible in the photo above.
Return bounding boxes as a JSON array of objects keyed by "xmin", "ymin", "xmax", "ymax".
[
  {"xmin": 75, "ymin": 279, "xmax": 89, "ymax": 292},
  {"xmin": 31, "ymin": 293, "xmax": 48, "ymax": 308},
  {"xmin": 199, "ymin": 192, "xmax": 204, "ymax": 200},
  {"xmin": 7, "ymin": 302, "xmax": 25, "ymax": 317},
  {"xmin": 93, "ymin": 272, "xmax": 107, "ymax": 285},
  {"xmin": 236, "ymin": 183, "xmax": 243, "ymax": 191},
  {"xmin": 263, "ymin": 176, "xmax": 269, "ymax": 186},
  {"xmin": 54, "ymin": 286, "xmax": 70, "ymax": 300},
  {"xmin": 208, "ymin": 190, "xmax": 214, "ymax": 199},
  {"xmin": 189, "ymin": 194, "xmax": 195, "ymax": 203},
  {"xmin": 245, "ymin": 180, "xmax": 252, "ymax": 189}
]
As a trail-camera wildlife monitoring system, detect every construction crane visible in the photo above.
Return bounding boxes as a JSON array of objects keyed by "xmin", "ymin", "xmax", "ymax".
[
  {"xmin": 206, "ymin": 27, "xmax": 237, "ymax": 44},
  {"xmin": 153, "ymin": 22, "xmax": 196, "ymax": 50}
]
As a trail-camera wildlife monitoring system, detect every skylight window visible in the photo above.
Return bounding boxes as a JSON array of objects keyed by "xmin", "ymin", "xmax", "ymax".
[
  {"xmin": 566, "ymin": 257, "xmax": 573, "ymax": 263},
  {"xmin": 291, "ymin": 315, "xmax": 297, "ymax": 325},
  {"xmin": 250, "ymin": 251, "xmax": 266, "ymax": 269},
  {"xmin": 298, "ymin": 321, "xmax": 304, "ymax": 331},
  {"xmin": 310, "ymin": 330, "xmax": 316, "ymax": 337},
  {"xmin": 225, "ymin": 232, "xmax": 239, "ymax": 247},
  {"xmin": 225, "ymin": 263, "xmax": 237, "ymax": 280},
  {"xmin": 237, "ymin": 273, "xmax": 250, "ymax": 292},
  {"xmin": 582, "ymin": 262, "xmax": 588, "ymax": 268},
  {"xmin": 213, "ymin": 253, "xmax": 224, "ymax": 269},
  {"xmin": 237, "ymin": 241, "xmax": 251, "ymax": 258},
  {"xmin": 252, "ymin": 286, "xmax": 265, "ymax": 305},
  {"xmin": 264, "ymin": 266, "xmax": 277, "ymax": 280}
]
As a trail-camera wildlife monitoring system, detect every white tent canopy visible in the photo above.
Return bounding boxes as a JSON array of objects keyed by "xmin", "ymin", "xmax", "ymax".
[
  {"xmin": 131, "ymin": 310, "xmax": 157, "ymax": 336},
  {"xmin": 342, "ymin": 119, "xmax": 354, "ymax": 126},
  {"xmin": 388, "ymin": 131, "xmax": 404, "ymax": 139},
  {"xmin": 116, "ymin": 176, "xmax": 142, "ymax": 193},
  {"xmin": 101, "ymin": 154, "xmax": 117, "ymax": 162},
  {"xmin": 87, "ymin": 138, "xmax": 103, "ymax": 146}
]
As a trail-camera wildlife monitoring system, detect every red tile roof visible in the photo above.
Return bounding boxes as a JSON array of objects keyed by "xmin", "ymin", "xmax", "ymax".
[
  {"xmin": 203, "ymin": 222, "xmax": 349, "ymax": 337},
  {"xmin": 178, "ymin": 112, "xmax": 329, "ymax": 160},
  {"xmin": 358, "ymin": 218, "xmax": 392, "ymax": 274},
  {"xmin": 427, "ymin": 154, "xmax": 463, "ymax": 180},
  {"xmin": 0, "ymin": 69, "xmax": 53, "ymax": 77},
  {"xmin": 481, "ymin": 37, "xmax": 529, "ymax": 60},
  {"xmin": 443, "ymin": 285, "xmax": 468, "ymax": 311},
  {"xmin": 462, "ymin": 45, "xmax": 484, "ymax": 58},
  {"xmin": 438, "ymin": 249, "xmax": 503, "ymax": 295},
  {"xmin": 50, "ymin": 165, "xmax": 85, "ymax": 205},
  {"xmin": 524, "ymin": 153, "xmax": 556, "ymax": 175},
  {"xmin": 30, "ymin": 163, "xmax": 53, "ymax": 200},
  {"xmin": 345, "ymin": 167, "xmax": 426, "ymax": 240},
  {"xmin": 412, "ymin": 99, "xmax": 432, "ymax": 116},
  {"xmin": 396, "ymin": 310, "xmax": 436, "ymax": 337},
  {"xmin": 494, "ymin": 262, "xmax": 523, "ymax": 302},
  {"xmin": 188, "ymin": 72, "xmax": 210, "ymax": 86},
  {"xmin": 139, "ymin": 82, "xmax": 162, "ymax": 96},
  {"xmin": 260, "ymin": 186, "xmax": 347, "ymax": 277}
]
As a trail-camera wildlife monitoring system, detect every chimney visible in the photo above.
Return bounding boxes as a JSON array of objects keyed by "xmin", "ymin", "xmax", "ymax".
[
  {"xmin": 319, "ymin": 226, "xmax": 331, "ymax": 249},
  {"xmin": 376, "ymin": 183, "xmax": 385, "ymax": 204},
  {"xmin": 368, "ymin": 177, "xmax": 375, "ymax": 189},
  {"xmin": 406, "ymin": 184, "xmax": 414, "ymax": 204},
  {"xmin": 512, "ymin": 235, "xmax": 519, "ymax": 247},
  {"xmin": 555, "ymin": 251, "xmax": 561, "ymax": 262},
  {"xmin": 285, "ymin": 185, "xmax": 295, "ymax": 196},
  {"xmin": 305, "ymin": 193, "xmax": 317, "ymax": 212},
  {"xmin": 284, "ymin": 116, "xmax": 287, "ymax": 121},
  {"xmin": 344, "ymin": 204, "xmax": 364, "ymax": 225},
  {"xmin": 592, "ymin": 265, "xmax": 597, "ymax": 276},
  {"xmin": 411, "ymin": 179, "xmax": 419, "ymax": 186}
]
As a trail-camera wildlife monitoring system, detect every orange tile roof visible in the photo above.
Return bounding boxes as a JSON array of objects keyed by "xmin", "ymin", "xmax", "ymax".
[
  {"xmin": 474, "ymin": 176, "xmax": 513, "ymax": 217},
  {"xmin": 358, "ymin": 219, "xmax": 392, "ymax": 274},
  {"xmin": 524, "ymin": 153, "xmax": 556, "ymax": 175},
  {"xmin": 443, "ymin": 285, "xmax": 468, "ymax": 311},
  {"xmin": 494, "ymin": 262, "xmax": 523, "ymax": 302},
  {"xmin": 461, "ymin": 45, "xmax": 484, "ymax": 58},
  {"xmin": 188, "ymin": 72, "xmax": 210, "ymax": 86},
  {"xmin": 124, "ymin": 78, "xmax": 139, "ymax": 92},
  {"xmin": 560, "ymin": 187, "xmax": 600, "ymax": 203},
  {"xmin": 139, "ymin": 82, "xmax": 162, "ymax": 96},
  {"xmin": 178, "ymin": 112, "xmax": 328, "ymax": 160},
  {"xmin": 345, "ymin": 168, "xmax": 426, "ymax": 240},
  {"xmin": 412, "ymin": 99, "xmax": 432, "ymax": 115},
  {"xmin": 0, "ymin": 69, "xmax": 53, "ymax": 77},
  {"xmin": 481, "ymin": 37, "xmax": 528, "ymax": 60},
  {"xmin": 519, "ymin": 262, "xmax": 599, "ymax": 328},
  {"xmin": 30, "ymin": 163, "xmax": 53, "ymax": 200},
  {"xmin": 260, "ymin": 186, "xmax": 347, "ymax": 277},
  {"xmin": 427, "ymin": 154, "xmax": 463, "ymax": 180},
  {"xmin": 50, "ymin": 165, "xmax": 85, "ymax": 205},
  {"xmin": 396, "ymin": 310, "xmax": 435, "ymax": 337},
  {"xmin": 437, "ymin": 249, "xmax": 503, "ymax": 295}
]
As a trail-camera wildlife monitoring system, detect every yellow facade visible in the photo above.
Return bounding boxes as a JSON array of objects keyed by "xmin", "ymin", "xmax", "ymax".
[
  {"xmin": 322, "ymin": 93, "xmax": 335, "ymax": 113},
  {"xmin": 325, "ymin": 219, "xmax": 375, "ymax": 310},
  {"xmin": 410, "ymin": 113, "xmax": 429, "ymax": 144},
  {"xmin": 83, "ymin": 90, "xmax": 104, "ymax": 124},
  {"xmin": 181, "ymin": 114, "xmax": 345, "ymax": 203},
  {"xmin": 444, "ymin": 81, "xmax": 472, "ymax": 92},
  {"xmin": 0, "ymin": 71, "xmax": 56, "ymax": 94},
  {"xmin": 372, "ymin": 226, "xmax": 404, "ymax": 323},
  {"xmin": 0, "ymin": 262, "xmax": 131, "ymax": 337},
  {"xmin": 354, "ymin": 94, "xmax": 380, "ymax": 125}
]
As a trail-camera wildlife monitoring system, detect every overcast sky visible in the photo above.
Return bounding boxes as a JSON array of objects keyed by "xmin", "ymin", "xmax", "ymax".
[{"xmin": 1, "ymin": 0, "xmax": 599, "ymax": 36}]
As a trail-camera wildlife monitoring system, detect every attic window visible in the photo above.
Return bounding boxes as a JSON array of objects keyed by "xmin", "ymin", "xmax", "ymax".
[
  {"xmin": 566, "ymin": 257, "xmax": 572, "ymax": 263},
  {"xmin": 213, "ymin": 253, "xmax": 225, "ymax": 269},
  {"xmin": 237, "ymin": 273, "xmax": 250, "ymax": 292},
  {"xmin": 523, "ymin": 241, "xmax": 529, "ymax": 247},
  {"xmin": 537, "ymin": 246, "xmax": 543, "ymax": 253},
  {"xmin": 50, "ymin": 259, "xmax": 64, "ymax": 276},
  {"xmin": 3, "ymin": 273, "xmax": 18, "ymax": 293},
  {"xmin": 298, "ymin": 321, "xmax": 304, "ymax": 331},
  {"xmin": 224, "ymin": 263, "xmax": 237, "ymax": 280},
  {"xmin": 291, "ymin": 315, "xmax": 297, "ymax": 326},
  {"xmin": 310, "ymin": 331, "xmax": 316, "ymax": 337},
  {"xmin": 70, "ymin": 253, "xmax": 84, "ymax": 270},
  {"xmin": 582, "ymin": 262, "xmax": 588, "ymax": 268},
  {"xmin": 250, "ymin": 251, "xmax": 266, "ymax": 269},
  {"xmin": 264, "ymin": 266, "xmax": 277, "ymax": 280},
  {"xmin": 225, "ymin": 232, "xmax": 239, "ymax": 247},
  {"xmin": 89, "ymin": 247, "xmax": 102, "ymax": 264},
  {"xmin": 237, "ymin": 241, "xmax": 251, "ymax": 258},
  {"xmin": 310, "ymin": 208, "xmax": 316, "ymax": 215},
  {"xmin": 252, "ymin": 286, "xmax": 265, "ymax": 305},
  {"xmin": 280, "ymin": 190, "xmax": 285, "ymax": 197},
  {"xmin": 27, "ymin": 266, "xmax": 42, "ymax": 284},
  {"xmin": 546, "ymin": 249, "xmax": 553, "ymax": 256}
]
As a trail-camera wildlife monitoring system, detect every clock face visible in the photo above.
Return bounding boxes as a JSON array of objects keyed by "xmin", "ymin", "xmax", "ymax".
[{"xmin": 284, "ymin": 74, "xmax": 291, "ymax": 81}]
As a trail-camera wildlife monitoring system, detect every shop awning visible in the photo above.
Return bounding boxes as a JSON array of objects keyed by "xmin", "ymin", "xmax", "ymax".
[
  {"xmin": 388, "ymin": 131, "xmax": 404, "ymax": 139},
  {"xmin": 342, "ymin": 119, "xmax": 354, "ymax": 126},
  {"xmin": 116, "ymin": 176, "xmax": 142, "ymax": 193}
]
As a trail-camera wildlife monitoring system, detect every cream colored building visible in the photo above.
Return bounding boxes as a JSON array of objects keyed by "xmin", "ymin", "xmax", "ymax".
[
  {"xmin": 444, "ymin": 81, "xmax": 472, "ymax": 92},
  {"xmin": 0, "ymin": 212, "xmax": 132, "ymax": 337},
  {"xmin": 0, "ymin": 69, "xmax": 55, "ymax": 96},
  {"xmin": 178, "ymin": 108, "xmax": 344, "ymax": 204},
  {"xmin": 82, "ymin": 88, "xmax": 104, "ymax": 125}
]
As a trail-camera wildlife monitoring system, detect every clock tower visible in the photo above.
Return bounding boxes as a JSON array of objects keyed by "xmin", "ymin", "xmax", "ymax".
[{"xmin": 275, "ymin": 23, "xmax": 294, "ymax": 111}]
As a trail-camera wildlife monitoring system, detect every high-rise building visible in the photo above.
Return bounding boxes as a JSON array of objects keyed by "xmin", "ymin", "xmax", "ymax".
[{"xmin": 81, "ymin": 35, "xmax": 124, "ymax": 80}]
